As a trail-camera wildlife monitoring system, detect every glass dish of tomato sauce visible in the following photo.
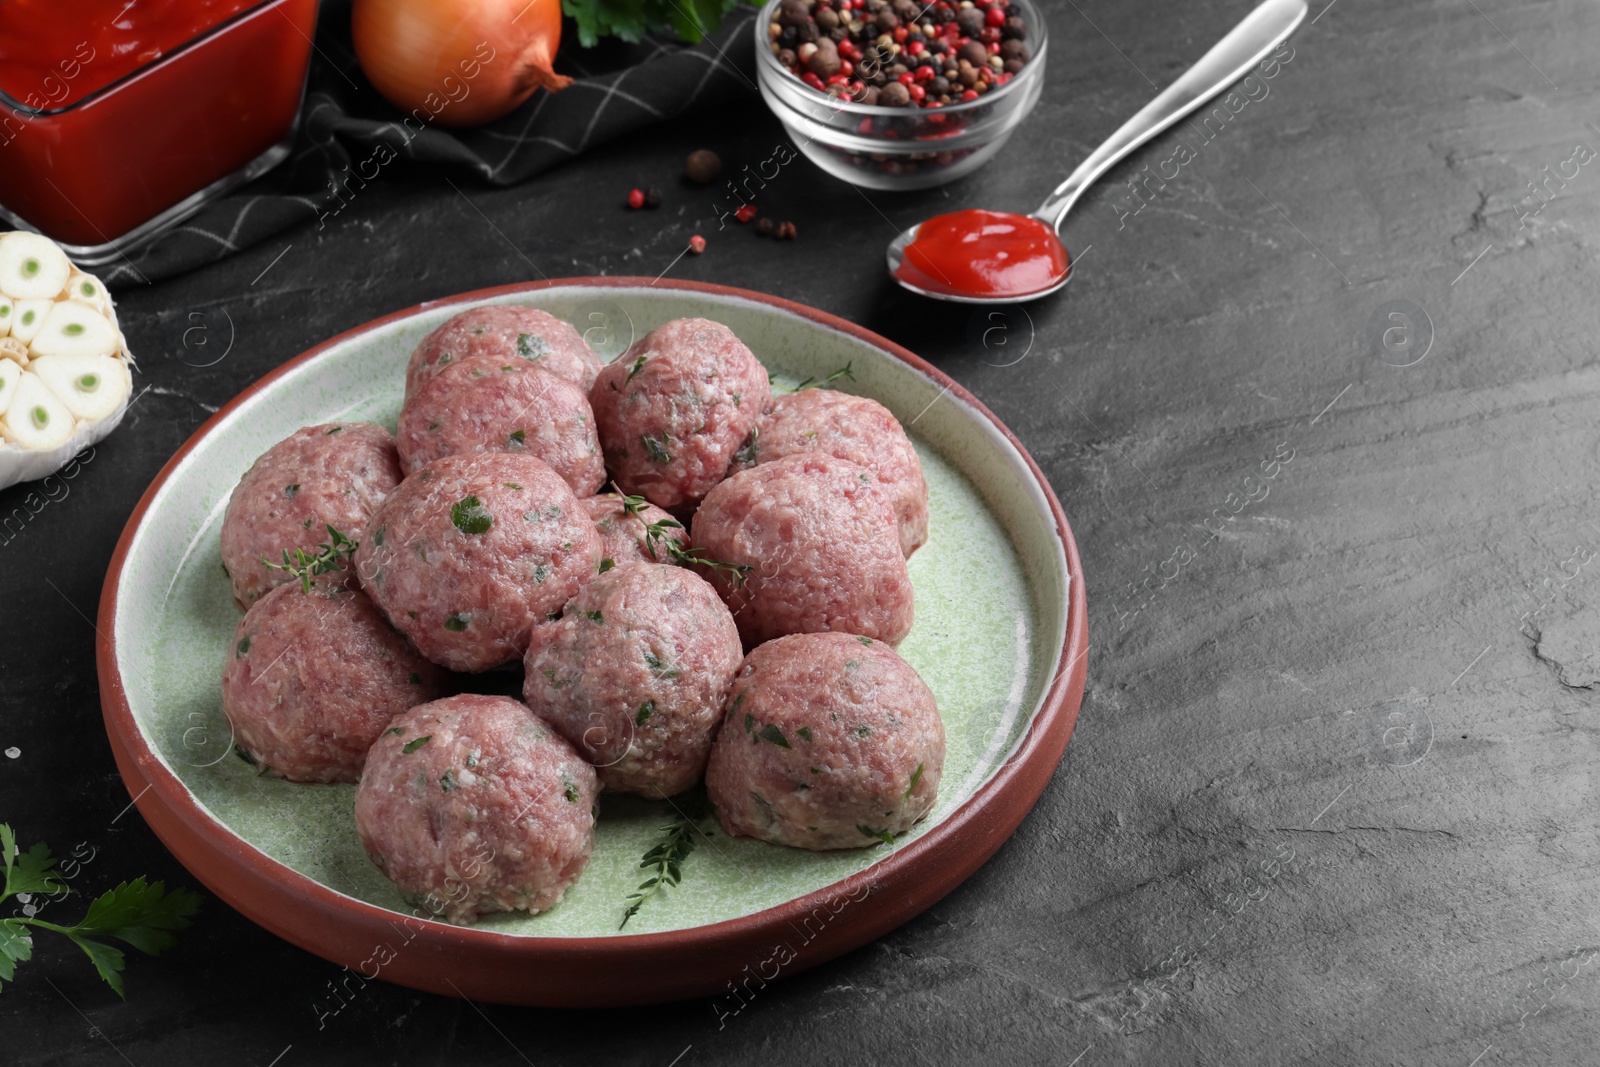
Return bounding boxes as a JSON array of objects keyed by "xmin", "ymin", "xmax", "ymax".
[{"xmin": 0, "ymin": 0, "xmax": 319, "ymax": 265}]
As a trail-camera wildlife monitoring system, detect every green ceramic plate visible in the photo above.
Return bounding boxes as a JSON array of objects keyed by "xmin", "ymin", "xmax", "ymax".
[{"xmin": 98, "ymin": 279, "xmax": 1085, "ymax": 1006}]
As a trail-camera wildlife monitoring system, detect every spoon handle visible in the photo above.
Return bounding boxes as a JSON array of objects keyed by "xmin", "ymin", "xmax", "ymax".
[{"xmin": 1032, "ymin": 0, "xmax": 1308, "ymax": 231}]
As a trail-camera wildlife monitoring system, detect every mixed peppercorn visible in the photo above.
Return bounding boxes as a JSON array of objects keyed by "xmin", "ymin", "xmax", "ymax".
[{"xmin": 768, "ymin": 0, "xmax": 1031, "ymax": 108}]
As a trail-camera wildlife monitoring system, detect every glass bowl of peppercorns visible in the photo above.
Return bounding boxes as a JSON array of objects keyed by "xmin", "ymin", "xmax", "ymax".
[{"xmin": 755, "ymin": 0, "xmax": 1045, "ymax": 190}]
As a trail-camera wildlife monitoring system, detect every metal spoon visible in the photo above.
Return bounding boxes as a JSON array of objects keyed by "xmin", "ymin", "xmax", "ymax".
[{"xmin": 887, "ymin": 0, "xmax": 1309, "ymax": 304}]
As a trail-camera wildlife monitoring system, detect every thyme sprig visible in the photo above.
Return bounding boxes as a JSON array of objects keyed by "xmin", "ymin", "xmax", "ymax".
[
  {"xmin": 261, "ymin": 524, "xmax": 358, "ymax": 593},
  {"xmin": 787, "ymin": 362, "xmax": 855, "ymax": 393},
  {"xmin": 608, "ymin": 484, "xmax": 752, "ymax": 588},
  {"xmin": 620, "ymin": 795, "xmax": 709, "ymax": 929}
]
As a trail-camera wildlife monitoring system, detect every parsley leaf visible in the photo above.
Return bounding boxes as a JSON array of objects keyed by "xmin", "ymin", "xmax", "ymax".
[
  {"xmin": 563, "ymin": 0, "xmax": 742, "ymax": 47},
  {"xmin": 0, "ymin": 825, "xmax": 201, "ymax": 998}
]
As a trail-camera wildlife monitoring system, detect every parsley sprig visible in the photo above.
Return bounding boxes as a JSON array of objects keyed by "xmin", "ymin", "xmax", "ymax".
[
  {"xmin": 0, "ymin": 824, "xmax": 202, "ymax": 998},
  {"xmin": 564, "ymin": 0, "xmax": 741, "ymax": 47},
  {"xmin": 610, "ymin": 485, "xmax": 751, "ymax": 588},
  {"xmin": 261, "ymin": 524, "xmax": 358, "ymax": 593},
  {"xmin": 620, "ymin": 795, "xmax": 709, "ymax": 929}
]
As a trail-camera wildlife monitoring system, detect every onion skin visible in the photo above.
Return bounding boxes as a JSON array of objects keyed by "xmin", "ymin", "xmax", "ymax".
[{"xmin": 352, "ymin": 0, "xmax": 572, "ymax": 128}]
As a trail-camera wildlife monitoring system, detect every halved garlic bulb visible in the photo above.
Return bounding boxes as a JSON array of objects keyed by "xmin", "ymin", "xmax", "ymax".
[
  {"xmin": 9, "ymin": 299, "xmax": 52, "ymax": 344},
  {"xmin": 1, "ymin": 371, "xmax": 74, "ymax": 450},
  {"xmin": 0, "ymin": 232, "xmax": 73, "ymax": 301},
  {"xmin": 0, "ymin": 356, "xmax": 19, "ymax": 418},
  {"xmin": 0, "ymin": 231, "xmax": 136, "ymax": 489},
  {"xmin": 29, "ymin": 354, "xmax": 131, "ymax": 422},
  {"xmin": 30, "ymin": 301, "xmax": 118, "ymax": 359}
]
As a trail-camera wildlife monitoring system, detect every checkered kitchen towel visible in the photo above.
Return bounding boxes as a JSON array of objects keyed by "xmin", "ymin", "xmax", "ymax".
[{"xmin": 101, "ymin": 1, "xmax": 759, "ymax": 288}]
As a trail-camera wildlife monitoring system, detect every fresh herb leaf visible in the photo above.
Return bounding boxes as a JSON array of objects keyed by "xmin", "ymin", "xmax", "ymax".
[
  {"xmin": 857, "ymin": 824, "xmax": 896, "ymax": 846},
  {"xmin": 509, "ymin": 428, "xmax": 527, "ymax": 448},
  {"xmin": 443, "ymin": 613, "xmax": 470, "ymax": 631},
  {"xmin": 905, "ymin": 762, "xmax": 924, "ymax": 798},
  {"xmin": 640, "ymin": 433, "xmax": 672, "ymax": 465},
  {"xmin": 235, "ymin": 635, "xmax": 251, "ymax": 658},
  {"xmin": 644, "ymin": 651, "xmax": 680, "ymax": 679},
  {"xmin": 451, "ymin": 495, "xmax": 493, "ymax": 535},
  {"xmin": 517, "ymin": 333, "xmax": 548, "ymax": 358},
  {"xmin": 586, "ymin": 609, "xmax": 605, "ymax": 623},
  {"xmin": 0, "ymin": 826, "xmax": 201, "ymax": 998},
  {"xmin": 625, "ymin": 352, "xmax": 648, "ymax": 383},
  {"xmin": 563, "ymin": 0, "xmax": 741, "ymax": 47},
  {"xmin": 260, "ymin": 524, "xmax": 358, "ymax": 594},
  {"xmin": 796, "ymin": 726, "xmax": 813, "ymax": 743},
  {"xmin": 857, "ymin": 636, "xmax": 873, "ymax": 646},
  {"xmin": 598, "ymin": 557, "xmax": 615, "ymax": 574},
  {"xmin": 562, "ymin": 775, "xmax": 580, "ymax": 803},
  {"xmin": 619, "ymin": 794, "xmax": 708, "ymax": 929},
  {"xmin": 284, "ymin": 483, "xmax": 299, "ymax": 497},
  {"xmin": 756, "ymin": 724, "xmax": 791, "ymax": 748},
  {"xmin": 439, "ymin": 769, "xmax": 457, "ymax": 793},
  {"xmin": 790, "ymin": 362, "xmax": 855, "ymax": 393},
  {"xmin": 403, "ymin": 735, "xmax": 432, "ymax": 754},
  {"xmin": 636, "ymin": 701, "xmax": 655, "ymax": 726}
]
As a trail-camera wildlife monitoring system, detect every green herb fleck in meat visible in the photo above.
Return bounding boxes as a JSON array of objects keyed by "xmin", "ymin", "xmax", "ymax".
[
  {"xmin": 636, "ymin": 701, "xmax": 655, "ymax": 726},
  {"xmin": 443, "ymin": 613, "xmax": 469, "ymax": 631},
  {"xmin": 518, "ymin": 333, "xmax": 548, "ymax": 358},
  {"xmin": 439, "ymin": 769, "xmax": 457, "ymax": 792},
  {"xmin": 640, "ymin": 433, "xmax": 672, "ymax": 465},
  {"xmin": 508, "ymin": 428, "xmax": 526, "ymax": 448},
  {"xmin": 757, "ymin": 724, "xmax": 790, "ymax": 748},
  {"xmin": 451, "ymin": 496, "xmax": 493, "ymax": 535},
  {"xmin": 235, "ymin": 635, "xmax": 251, "ymax": 657},
  {"xmin": 796, "ymin": 726, "xmax": 813, "ymax": 743},
  {"xmin": 905, "ymin": 762, "xmax": 924, "ymax": 798},
  {"xmin": 284, "ymin": 484, "xmax": 299, "ymax": 497},
  {"xmin": 857, "ymin": 824, "xmax": 895, "ymax": 845},
  {"xmin": 403, "ymin": 735, "xmax": 432, "ymax": 754}
]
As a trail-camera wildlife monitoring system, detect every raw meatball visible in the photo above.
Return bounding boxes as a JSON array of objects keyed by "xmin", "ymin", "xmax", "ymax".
[
  {"xmin": 691, "ymin": 453, "xmax": 913, "ymax": 647},
  {"xmin": 221, "ymin": 573, "xmax": 447, "ymax": 783},
  {"xmin": 396, "ymin": 359, "xmax": 605, "ymax": 496},
  {"xmin": 706, "ymin": 632, "xmax": 943, "ymax": 850},
  {"xmin": 581, "ymin": 493, "xmax": 688, "ymax": 567},
  {"xmin": 405, "ymin": 305, "xmax": 605, "ymax": 398},
  {"xmin": 523, "ymin": 561, "xmax": 743, "ymax": 797},
  {"xmin": 355, "ymin": 694, "xmax": 598, "ymax": 924},
  {"xmin": 734, "ymin": 389, "xmax": 928, "ymax": 557},
  {"xmin": 353, "ymin": 453, "xmax": 603, "ymax": 672},
  {"xmin": 589, "ymin": 318, "xmax": 770, "ymax": 509},
  {"xmin": 219, "ymin": 422, "xmax": 402, "ymax": 607}
]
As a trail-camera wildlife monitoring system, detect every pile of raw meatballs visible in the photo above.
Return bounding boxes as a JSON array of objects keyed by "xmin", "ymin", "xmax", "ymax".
[{"xmin": 217, "ymin": 305, "xmax": 945, "ymax": 924}]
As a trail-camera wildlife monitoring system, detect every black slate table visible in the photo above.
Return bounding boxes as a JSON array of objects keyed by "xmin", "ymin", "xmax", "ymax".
[{"xmin": 5, "ymin": 0, "xmax": 1597, "ymax": 1063}]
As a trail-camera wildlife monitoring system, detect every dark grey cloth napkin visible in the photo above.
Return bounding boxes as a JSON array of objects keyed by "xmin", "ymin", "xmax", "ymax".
[{"xmin": 102, "ymin": 1, "xmax": 759, "ymax": 288}]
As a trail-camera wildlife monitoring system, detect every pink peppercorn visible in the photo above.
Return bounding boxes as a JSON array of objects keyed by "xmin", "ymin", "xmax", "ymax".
[
  {"xmin": 688, "ymin": 234, "xmax": 707, "ymax": 254},
  {"xmin": 627, "ymin": 188, "xmax": 645, "ymax": 210},
  {"xmin": 985, "ymin": 4, "xmax": 1006, "ymax": 26}
]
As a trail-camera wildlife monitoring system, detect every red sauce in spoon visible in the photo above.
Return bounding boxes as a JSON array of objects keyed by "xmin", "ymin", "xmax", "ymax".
[{"xmin": 896, "ymin": 209, "xmax": 1070, "ymax": 300}]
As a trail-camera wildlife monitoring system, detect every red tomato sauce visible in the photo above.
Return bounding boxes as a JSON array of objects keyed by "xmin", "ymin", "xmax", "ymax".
[
  {"xmin": 0, "ymin": 0, "xmax": 262, "ymax": 108},
  {"xmin": 0, "ymin": 0, "xmax": 316, "ymax": 249},
  {"xmin": 896, "ymin": 209, "xmax": 1069, "ymax": 300}
]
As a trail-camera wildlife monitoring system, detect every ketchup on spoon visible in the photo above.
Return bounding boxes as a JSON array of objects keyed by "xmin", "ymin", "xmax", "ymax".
[{"xmin": 894, "ymin": 210, "xmax": 1069, "ymax": 301}]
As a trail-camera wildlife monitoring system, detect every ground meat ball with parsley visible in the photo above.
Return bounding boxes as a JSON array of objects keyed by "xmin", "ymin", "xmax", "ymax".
[
  {"xmin": 353, "ymin": 453, "xmax": 602, "ymax": 672},
  {"xmin": 221, "ymin": 573, "xmax": 446, "ymax": 783},
  {"xmin": 355, "ymin": 694, "xmax": 598, "ymax": 925},
  {"xmin": 581, "ymin": 493, "xmax": 688, "ymax": 567},
  {"xmin": 691, "ymin": 453, "xmax": 913, "ymax": 647},
  {"xmin": 405, "ymin": 305, "xmax": 606, "ymax": 399},
  {"xmin": 396, "ymin": 359, "xmax": 606, "ymax": 496},
  {"xmin": 219, "ymin": 422, "xmax": 403, "ymax": 608},
  {"xmin": 706, "ymin": 632, "xmax": 943, "ymax": 851},
  {"xmin": 588, "ymin": 318, "xmax": 770, "ymax": 509},
  {"xmin": 522, "ymin": 561, "xmax": 743, "ymax": 797},
  {"xmin": 733, "ymin": 389, "xmax": 929, "ymax": 557}
]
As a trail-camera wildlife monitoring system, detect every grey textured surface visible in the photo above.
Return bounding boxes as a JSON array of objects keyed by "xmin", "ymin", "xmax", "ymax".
[{"xmin": 4, "ymin": 0, "xmax": 1599, "ymax": 1063}]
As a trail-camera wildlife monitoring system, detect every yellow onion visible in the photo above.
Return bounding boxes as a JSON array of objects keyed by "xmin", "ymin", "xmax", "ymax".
[{"xmin": 352, "ymin": 0, "xmax": 572, "ymax": 128}]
